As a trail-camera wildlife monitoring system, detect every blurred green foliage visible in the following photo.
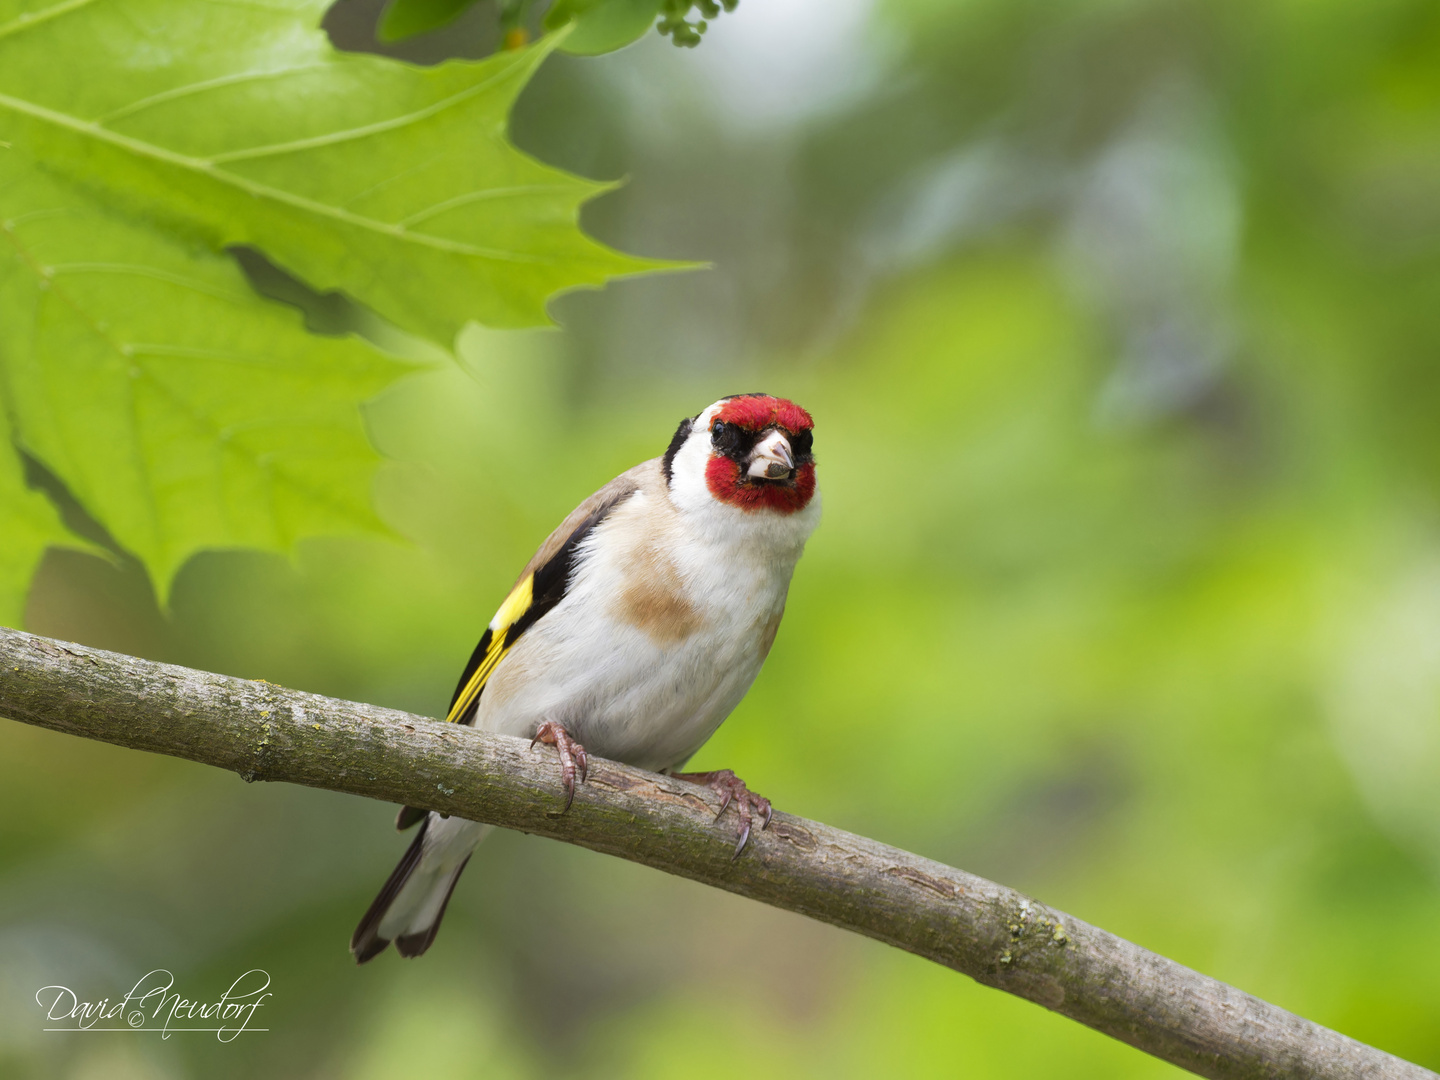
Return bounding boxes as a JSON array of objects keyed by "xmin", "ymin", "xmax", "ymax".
[{"xmin": 4, "ymin": 0, "xmax": 1440, "ymax": 1077}]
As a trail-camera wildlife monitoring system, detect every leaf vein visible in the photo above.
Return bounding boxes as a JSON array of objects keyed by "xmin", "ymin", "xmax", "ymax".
[
  {"xmin": 46, "ymin": 262, "xmax": 250, "ymax": 303},
  {"xmin": 0, "ymin": 0, "xmax": 100, "ymax": 44},
  {"xmin": 400, "ymin": 185, "xmax": 577, "ymax": 228},
  {"xmin": 0, "ymin": 91, "xmax": 574, "ymax": 266},
  {"xmin": 97, "ymin": 64, "xmax": 334, "ymax": 127},
  {"xmin": 128, "ymin": 344, "xmax": 291, "ymax": 364},
  {"xmin": 207, "ymin": 59, "xmax": 523, "ymax": 165}
]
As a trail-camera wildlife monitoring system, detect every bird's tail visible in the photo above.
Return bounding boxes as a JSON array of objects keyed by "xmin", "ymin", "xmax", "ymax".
[{"xmin": 351, "ymin": 814, "xmax": 491, "ymax": 963}]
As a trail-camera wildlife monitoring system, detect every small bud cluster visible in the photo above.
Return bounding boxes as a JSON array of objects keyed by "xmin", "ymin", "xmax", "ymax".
[{"xmin": 657, "ymin": 0, "xmax": 739, "ymax": 48}]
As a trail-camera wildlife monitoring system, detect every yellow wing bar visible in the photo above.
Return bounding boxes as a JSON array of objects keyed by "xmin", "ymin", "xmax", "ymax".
[{"xmin": 444, "ymin": 573, "xmax": 535, "ymax": 725}]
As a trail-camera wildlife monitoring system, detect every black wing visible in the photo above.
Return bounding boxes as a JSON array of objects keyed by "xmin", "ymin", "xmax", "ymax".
[{"xmin": 394, "ymin": 484, "xmax": 637, "ymax": 830}]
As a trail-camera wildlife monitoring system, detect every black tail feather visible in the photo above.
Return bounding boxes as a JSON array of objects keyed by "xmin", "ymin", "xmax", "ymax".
[
  {"xmin": 351, "ymin": 817, "xmax": 428, "ymax": 964},
  {"xmin": 394, "ymin": 854, "xmax": 471, "ymax": 959}
]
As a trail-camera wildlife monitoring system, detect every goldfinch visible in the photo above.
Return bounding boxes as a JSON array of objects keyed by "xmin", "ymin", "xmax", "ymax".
[{"xmin": 351, "ymin": 394, "xmax": 820, "ymax": 962}]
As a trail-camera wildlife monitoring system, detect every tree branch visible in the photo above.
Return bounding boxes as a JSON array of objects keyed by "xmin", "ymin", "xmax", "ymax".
[{"xmin": 0, "ymin": 627, "xmax": 1430, "ymax": 1080}]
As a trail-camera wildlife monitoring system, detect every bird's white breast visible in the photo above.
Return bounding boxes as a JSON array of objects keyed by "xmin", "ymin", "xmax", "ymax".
[{"xmin": 475, "ymin": 482, "xmax": 819, "ymax": 772}]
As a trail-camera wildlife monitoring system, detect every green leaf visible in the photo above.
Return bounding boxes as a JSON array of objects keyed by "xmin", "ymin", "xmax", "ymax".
[
  {"xmin": 0, "ymin": 0, "xmax": 672, "ymax": 346},
  {"xmin": 378, "ymin": 0, "xmax": 481, "ymax": 43},
  {"xmin": 0, "ymin": 406, "xmax": 70, "ymax": 628},
  {"xmin": 547, "ymin": 0, "xmax": 665, "ymax": 55},
  {"xmin": 0, "ymin": 156, "xmax": 417, "ymax": 600}
]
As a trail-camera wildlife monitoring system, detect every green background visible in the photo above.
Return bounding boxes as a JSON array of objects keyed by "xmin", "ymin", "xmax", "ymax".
[{"xmin": 3, "ymin": 0, "xmax": 1440, "ymax": 1076}]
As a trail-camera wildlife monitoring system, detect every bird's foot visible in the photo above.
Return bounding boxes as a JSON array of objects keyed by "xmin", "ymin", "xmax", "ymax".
[
  {"xmin": 670, "ymin": 769, "xmax": 772, "ymax": 859},
  {"xmin": 530, "ymin": 722, "xmax": 588, "ymax": 813}
]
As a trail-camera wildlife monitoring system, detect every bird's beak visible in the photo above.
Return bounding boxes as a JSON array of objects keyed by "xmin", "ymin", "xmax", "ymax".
[{"xmin": 746, "ymin": 430, "xmax": 795, "ymax": 480}]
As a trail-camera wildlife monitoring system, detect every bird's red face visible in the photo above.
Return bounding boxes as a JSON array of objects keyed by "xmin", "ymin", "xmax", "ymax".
[{"xmin": 701, "ymin": 395, "xmax": 816, "ymax": 514}]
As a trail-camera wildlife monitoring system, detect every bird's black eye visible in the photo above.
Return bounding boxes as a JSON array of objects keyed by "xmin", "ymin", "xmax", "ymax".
[
  {"xmin": 791, "ymin": 429, "xmax": 814, "ymax": 459},
  {"xmin": 710, "ymin": 420, "xmax": 745, "ymax": 457}
]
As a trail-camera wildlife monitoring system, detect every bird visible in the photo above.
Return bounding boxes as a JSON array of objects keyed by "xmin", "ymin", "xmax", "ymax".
[{"xmin": 351, "ymin": 393, "xmax": 821, "ymax": 963}]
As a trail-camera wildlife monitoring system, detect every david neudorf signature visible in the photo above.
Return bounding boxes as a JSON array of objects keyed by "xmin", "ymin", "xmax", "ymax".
[{"xmin": 36, "ymin": 969, "xmax": 272, "ymax": 1042}]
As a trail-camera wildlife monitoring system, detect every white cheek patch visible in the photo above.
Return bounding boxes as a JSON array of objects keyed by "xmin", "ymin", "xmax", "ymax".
[
  {"xmin": 667, "ymin": 402, "xmax": 724, "ymax": 510},
  {"xmin": 668, "ymin": 428, "xmax": 716, "ymax": 514}
]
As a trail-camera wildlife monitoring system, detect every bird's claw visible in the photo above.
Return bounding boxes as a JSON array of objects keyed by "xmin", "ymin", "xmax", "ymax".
[
  {"xmin": 671, "ymin": 768, "xmax": 773, "ymax": 859},
  {"xmin": 531, "ymin": 721, "xmax": 588, "ymax": 813}
]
